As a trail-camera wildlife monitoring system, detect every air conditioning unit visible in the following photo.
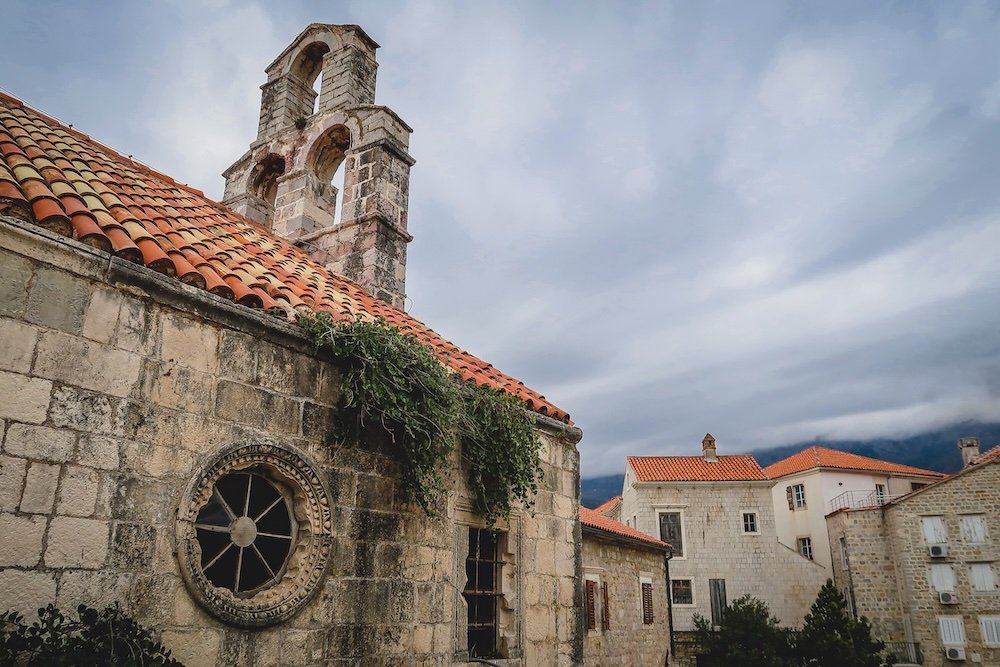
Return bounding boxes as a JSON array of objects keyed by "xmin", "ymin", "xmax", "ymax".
[
  {"xmin": 929, "ymin": 544, "xmax": 949, "ymax": 558},
  {"xmin": 944, "ymin": 646, "xmax": 966, "ymax": 661},
  {"xmin": 939, "ymin": 591, "xmax": 960, "ymax": 605}
]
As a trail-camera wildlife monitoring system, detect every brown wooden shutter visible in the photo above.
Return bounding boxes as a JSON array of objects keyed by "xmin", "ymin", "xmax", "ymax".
[
  {"xmin": 601, "ymin": 581, "xmax": 610, "ymax": 630},
  {"xmin": 585, "ymin": 580, "xmax": 597, "ymax": 630},
  {"xmin": 641, "ymin": 582, "xmax": 654, "ymax": 624},
  {"xmin": 786, "ymin": 485, "xmax": 794, "ymax": 510}
]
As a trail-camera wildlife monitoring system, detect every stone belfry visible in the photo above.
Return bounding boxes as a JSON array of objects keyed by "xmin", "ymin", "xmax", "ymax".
[{"xmin": 222, "ymin": 24, "xmax": 414, "ymax": 309}]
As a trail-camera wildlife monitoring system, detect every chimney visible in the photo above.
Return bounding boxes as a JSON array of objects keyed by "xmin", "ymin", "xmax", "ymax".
[
  {"xmin": 702, "ymin": 433, "xmax": 718, "ymax": 462},
  {"xmin": 222, "ymin": 24, "xmax": 414, "ymax": 310},
  {"xmin": 958, "ymin": 437, "xmax": 981, "ymax": 468}
]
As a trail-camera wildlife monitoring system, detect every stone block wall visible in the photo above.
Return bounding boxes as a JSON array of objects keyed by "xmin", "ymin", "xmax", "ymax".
[
  {"xmin": 581, "ymin": 536, "xmax": 669, "ymax": 666},
  {"xmin": 0, "ymin": 218, "xmax": 583, "ymax": 666}
]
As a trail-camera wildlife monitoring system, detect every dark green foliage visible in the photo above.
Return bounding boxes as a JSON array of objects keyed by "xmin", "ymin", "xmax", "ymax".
[
  {"xmin": 798, "ymin": 580, "xmax": 892, "ymax": 667},
  {"xmin": 460, "ymin": 382, "xmax": 542, "ymax": 526},
  {"xmin": 693, "ymin": 595, "xmax": 796, "ymax": 667},
  {"xmin": 0, "ymin": 604, "xmax": 183, "ymax": 666},
  {"xmin": 298, "ymin": 312, "xmax": 543, "ymax": 524}
]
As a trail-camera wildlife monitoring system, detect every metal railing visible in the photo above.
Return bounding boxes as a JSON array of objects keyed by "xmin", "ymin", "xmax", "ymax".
[
  {"xmin": 828, "ymin": 490, "xmax": 905, "ymax": 513},
  {"xmin": 883, "ymin": 641, "xmax": 923, "ymax": 665}
]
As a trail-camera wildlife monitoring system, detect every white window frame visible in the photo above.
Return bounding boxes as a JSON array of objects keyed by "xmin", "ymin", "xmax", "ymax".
[
  {"xmin": 741, "ymin": 510, "xmax": 759, "ymax": 535},
  {"xmin": 921, "ymin": 516, "xmax": 948, "ymax": 545},
  {"xmin": 970, "ymin": 563, "xmax": 998, "ymax": 593},
  {"xmin": 938, "ymin": 615, "xmax": 966, "ymax": 646},
  {"xmin": 656, "ymin": 508, "xmax": 687, "ymax": 560},
  {"xmin": 669, "ymin": 577, "xmax": 695, "ymax": 608},
  {"xmin": 792, "ymin": 483, "xmax": 807, "ymax": 510},
  {"xmin": 797, "ymin": 536, "xmax": 814, "ymax": 560},
  {"xmin": 960, "ymin": 514, "xmax": 988, "ymax": 544},
  {"xmin": 929, "ymin": 564, "xmax": 957, "ymax": 592},
  {"xmin": 981, "ymin": 616, "xmax": 1000, "ymax": 647}
]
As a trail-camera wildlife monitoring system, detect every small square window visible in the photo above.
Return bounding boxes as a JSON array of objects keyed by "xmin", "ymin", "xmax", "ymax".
[
  {"xmin": 797, "ymin": 536, "xmax": 813, "ymax": 560},
  {"xmin": 742, "ymin": 512, "xmax": 758, "ymax": 534},
  {"xmin": 671, "ymin": 579, "xmax": 693, "ymax": 606}
]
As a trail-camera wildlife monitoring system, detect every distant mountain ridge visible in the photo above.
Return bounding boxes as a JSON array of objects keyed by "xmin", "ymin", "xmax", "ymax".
[{"xmin": 580, "ymin": 421, "xmax": 1000, "ymax": 509}]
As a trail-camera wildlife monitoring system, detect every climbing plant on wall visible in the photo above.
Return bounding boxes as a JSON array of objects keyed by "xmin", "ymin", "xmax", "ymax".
[{"xmin": 298, "ymin": 311, "xmax": 543, "ymax": 525}]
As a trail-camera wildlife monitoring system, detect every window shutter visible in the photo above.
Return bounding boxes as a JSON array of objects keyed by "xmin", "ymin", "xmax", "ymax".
[
  {"xmin": 922, "ymin": 516, "xmax": 947, "ymax": 544},
  {"xmin": 961, "ymin": 515, "xmax": 987, "ymax": 544},
  {"xmin": 709, "ymin": 579, "xmax": 727, "ymax": 626},
  {"xmin": 641, "ymin": 582, "xmax": 654, "ymax": 624},
  {"xmin": 601, "ymin": 581, "xmax": 611, "ymax": 630},
  {"xmin": 585, "ymin": 580, "xmax": 596, "ymax": 630},
  {"xmin": 970, "ymin": 564, "xmax": 997, "ymax": 592},
  {"xmin": 981, "ymin": 617, "xmax": 1000, "ymax": 647},
  {"xmin": 938, "ymin": 616, "xmax": 965, "ymax": 645},
  {"xmin": 786, "ymin": 486, "xmax": 794, "ymax": 510}
]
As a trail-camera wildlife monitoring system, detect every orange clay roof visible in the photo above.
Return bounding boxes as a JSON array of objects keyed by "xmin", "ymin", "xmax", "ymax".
[
  {"xmin": 579, "ymin": 506, "xmax": 669, "ymax": 549},
  {"xmin": 590, "ymin": 495, "xmax": 621, "ymax": 515},
  {"xmin": 628, "ymin": 454, "xmax": 767, "ymax": 482},
  {"xmin": 762, "ymin": 446, "xmax": 944, "ymax": 480},
  {"xmin": 973, "ymin": 444, "xmax": 1000, "ymax": 466},
  {"xmin": 0, "ymin": 92, "xmax": 569, "ymax": 423}
]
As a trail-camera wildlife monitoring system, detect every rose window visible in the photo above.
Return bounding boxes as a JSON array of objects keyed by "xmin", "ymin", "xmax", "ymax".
[{"xmin": 194, "ymin": 471, "xmax": 296, "ymax": 595}]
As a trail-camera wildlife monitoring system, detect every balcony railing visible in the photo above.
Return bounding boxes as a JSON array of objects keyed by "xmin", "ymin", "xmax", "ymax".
[
  {"xmin": 828, "ymin": 490, "xmax": 905, "ymax": 513},
  {"xmin": 883, "ymin": 641, "xmax": 923, "ymax": 665}
]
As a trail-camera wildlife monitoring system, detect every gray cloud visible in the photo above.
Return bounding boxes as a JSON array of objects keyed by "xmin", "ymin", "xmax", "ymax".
[{"xmin": 3, "ymin": 0, "xmax": 998, "ymax": 476}]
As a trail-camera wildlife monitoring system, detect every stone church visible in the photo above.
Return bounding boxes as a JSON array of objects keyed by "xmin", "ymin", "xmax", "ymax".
[{"xmin": 0, "ymin": 24, "xmax": 584, "ymax": 666}]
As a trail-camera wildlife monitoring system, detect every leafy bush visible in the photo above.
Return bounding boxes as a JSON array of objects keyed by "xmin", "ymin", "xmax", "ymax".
[
  {"xmin": 694, "ymin": 595, "xmax": 796, "ymax": 667},
  {"xmin": 299, "ymin": 313, "xmax": 543, "ymax": 525},
  {"xmin": 0, "ymin": 604, "xmax": 182, "ymax": 666}
]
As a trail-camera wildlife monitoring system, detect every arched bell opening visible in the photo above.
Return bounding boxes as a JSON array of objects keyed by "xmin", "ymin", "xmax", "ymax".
[
  {"xmin": 307, "ymin": 124, "xmax": 351, "ymax": 226},
  {"xmin": 249, "ymin": 154, "xmax": 286, "ymax": 210},
  {"xmin": 291, "ymin": 42, "xmax": 331, "ymax": 116}
]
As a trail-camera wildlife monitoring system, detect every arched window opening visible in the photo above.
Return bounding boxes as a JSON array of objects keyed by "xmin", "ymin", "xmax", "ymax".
[
  {"xmin": 308, "ymin": 125, "xmax": 351, "ymax": 226},
  {"xmin": 250, "ymin": 154, "xmax": 286, "ymax": 208},
  {"xmin": 291, "ymin": 42, "xmax": 331, "ymax": 117}
]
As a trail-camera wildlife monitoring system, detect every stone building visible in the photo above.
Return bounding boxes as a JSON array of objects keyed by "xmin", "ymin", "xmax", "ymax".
[
  {"xmin": 0, "ymin": 24, "xmax": 585, "ymax": 666},
  {"xmin": 826, "ymin": 440, "xmax": 1000, "ymax": 666},
  {"xmin": 579, "ymin": 505, "xmax": 670, "ymax": 666},
  {"xmin": 619, "ymin": 435, "xmax": 826, "ymax": 666},
  {"xmin": 764, "ymin": 446, "xmax": 944, "ymax": 571}
]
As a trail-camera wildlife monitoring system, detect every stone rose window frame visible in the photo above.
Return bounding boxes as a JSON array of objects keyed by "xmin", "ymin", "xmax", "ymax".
[{"xmin": 177, "ymin": 440, "xmax": 334, "ymax": 627}]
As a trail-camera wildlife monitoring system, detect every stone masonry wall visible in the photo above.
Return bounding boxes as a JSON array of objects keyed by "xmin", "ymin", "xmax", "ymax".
[
  {"xmin": 581, "ymin": 536, "xmax": 668, "ymax": 666},
  {"xmin": 0, "ymin": 218, "xmax": 583, "ymax": 666}
]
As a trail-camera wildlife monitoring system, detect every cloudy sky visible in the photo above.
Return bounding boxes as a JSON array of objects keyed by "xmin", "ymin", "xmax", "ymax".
[{"xmin": 4, "ymin": 1, "xmax": 999, "ymax": 476}]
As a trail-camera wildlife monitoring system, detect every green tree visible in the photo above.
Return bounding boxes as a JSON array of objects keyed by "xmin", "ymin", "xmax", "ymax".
[
  {"xmin": 0, "ymin": 604, "xmax": 183, "ymax": 666},
  {"xmin": 797, "ymin": 580, "xmax": 892, "ymax": 667},
  {"xmin": 693, "ymin": 595, "xmax": 796, "ymax": 667}
]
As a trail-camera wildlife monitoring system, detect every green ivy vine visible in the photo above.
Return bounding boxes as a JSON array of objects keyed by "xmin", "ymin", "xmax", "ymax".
[{"xmin": 298, "ymin": 312, "xmax": 543, "ymax": 525}]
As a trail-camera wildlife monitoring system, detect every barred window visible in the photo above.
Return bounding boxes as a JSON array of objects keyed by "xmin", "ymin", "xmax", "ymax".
[{"xmin": 464, "ymin": 528, "xmax": 504, "ymax": 659}]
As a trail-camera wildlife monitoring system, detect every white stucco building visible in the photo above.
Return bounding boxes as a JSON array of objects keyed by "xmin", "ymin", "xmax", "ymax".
[
  {"xmin": 764, "ymin": 446, "xmax": 944, "ymax": 571},
  {"xmin": 620, "ymin": 435, "xmax": 826, "ymax": 666}
]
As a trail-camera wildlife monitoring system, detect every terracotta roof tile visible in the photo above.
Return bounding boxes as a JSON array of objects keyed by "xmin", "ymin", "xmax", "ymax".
[
  {"xmin": 590, "ymin": 495, "xmax": 621, "ymax": 516},
  {"xmin": 0, "ymin": 92, "xmax": 570, "ymax": 423},
  {"xmin": 972, "ymin": 444, "xmax": 1000, "ymax": 466},
  {"xmin": 579, "ymin": 506, "xmax": 669, "ymax": 549},
  {"xmin": 762, "ymin": 446, "xmax": 945, "ymax": 480},
  {"xmin": 628, "ymin": 454, "xmax": 767, "ymax": 482}
]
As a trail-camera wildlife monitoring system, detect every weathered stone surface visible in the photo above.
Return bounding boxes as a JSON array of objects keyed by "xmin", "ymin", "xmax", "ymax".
[
  {"xmin": 109, "ymin": 522, "xmax": 156, "ymax": 569},
  {"xmin": 44, "ymin": 516, "xmax": 110, "ymax": 569},
  {"xmin": 0, "ymin": 317, "xmax": 38, "ymax": 373},
  {"xmin": 215, "ymin": 380, "xmax": 299, "ymax": 434},
  {"xmin": 0, "ymin": 250, "xmax": 34, "ymax": 318},
  {"xmin": 160, "ymin": 312, "xmax": 219, "ymax": 374},
  {"xmin": 19, "ymin": 461, "xmax": 60, "ymax": 514},
  {"xmin": 0, "ymin": 370, "xmax": 51, "ymax": 424},
  {"xmin": 0, "ymin": 569, "xmax": 56, "ymax": 618},
  {"xmin": 34, "ymin": 331, "xmax": 142, "ymax": 398},
  {"xmin": 81, "ymin": 285, "xmax": 123, "ymax": 344},
  {"xmin": 48, "ymin": 385, "xmax": 126, "ymax": 435},
  {"xmin": 76, "ymin": 434, "xmax": 120, "ymax": 470},
  {"xmin": 24, "ymin": 265, "xmax": 89, "ymax": 333},
  {"xmin": 56, "ymin": 465, "xmax": 101, "ymax": 517},
  {"xmin": 0, "ymin": 512, "xmax": 46, "ymax": 566},
  {"xmin": 138, "ymin": 359, "xmax": 215, "ymax": 414},
  {"xmin": 4, "ymin": 423, "xmax": 75, "ymax": 462},
  {"xmin": 161, "ymin": 629, "xmax": 222, "ymax": 667},
  {"xmin": 0, "ymin": 455, "xmax": 27, "ymax": 511},
  {"xmin": 56, "ymin": 570, "xmax": 133, "ymax": 610}
]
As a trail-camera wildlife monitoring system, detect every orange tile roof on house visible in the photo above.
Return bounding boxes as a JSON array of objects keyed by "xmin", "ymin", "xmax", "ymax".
[
  {"xmin": 972, "ymin": 444, "xmax": 1000, "ymax": 466},
  {"xmin": 579, "ymin": 506, "xmax": 669, "ymax": 549},
  {"xmin": 590, "ymin": 495, "xmax": 621, "ymax": 515},
  {"xmin": 627, "ymin": 455, "xmax": 767, "ymax": 482},
  {"xmin": 0, "ymin": 92, "xmax": 569, "ymax": 423},
  {"xmin": 762, "ymin": 446, "xmax": 945, "ymax": 480}
]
